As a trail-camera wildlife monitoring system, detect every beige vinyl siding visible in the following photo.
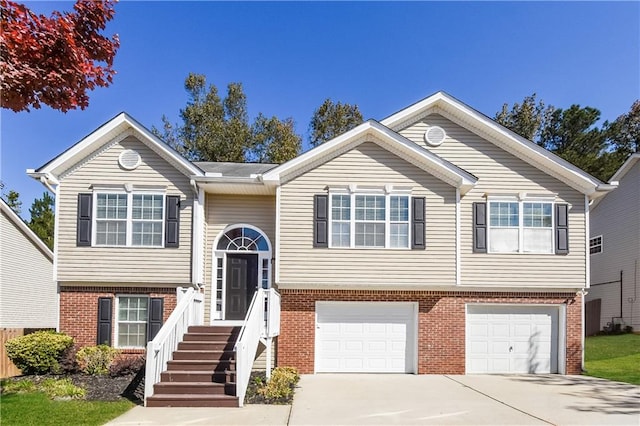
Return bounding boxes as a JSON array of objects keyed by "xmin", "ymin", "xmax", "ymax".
[
  {"xmin": 401, "ymin": 114, "xmax": 587, "ymax": 288},
  {"xmin": 588, "ymin": 159, "xmax": 640, "ymax": 329},
  {"xmin": 203, "ymin": 194, "xmax": 276, "ymax": 322},
  {"xmin": 0, "ymin": 211, "xmax": 56, "ymax": 328},
  {"xmin": 57, "ymin": 135, "xmax": 193, "ymax": 284},
  {"xmin": 279, "ymin": 141, "xmax": 456, "ymax": 287}
]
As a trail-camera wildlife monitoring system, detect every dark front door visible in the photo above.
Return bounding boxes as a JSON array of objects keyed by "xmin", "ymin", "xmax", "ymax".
[{"xmin": 225, "ymin": 253, "xmax": 258, "ymax": 320}]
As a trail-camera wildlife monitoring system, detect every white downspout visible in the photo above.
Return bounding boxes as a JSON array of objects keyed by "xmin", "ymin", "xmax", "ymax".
[{"xmin": 582, "ymin": 194, "xmax": 590, "ymax": 371}]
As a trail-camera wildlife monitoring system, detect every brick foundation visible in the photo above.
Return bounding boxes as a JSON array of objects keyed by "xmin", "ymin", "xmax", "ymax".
[
  {"xmin": 59, "ymin": 286, "xmax": 177, "ymax": 354},
  {"xmin": 279, "ymin": 289, "xmax": 582, "ymax": 375}
]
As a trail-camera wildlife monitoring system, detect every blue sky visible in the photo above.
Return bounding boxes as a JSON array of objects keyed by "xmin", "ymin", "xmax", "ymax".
[{"xmin": 2, "ymin": 1, "xmax": 639, "ymax": 218}]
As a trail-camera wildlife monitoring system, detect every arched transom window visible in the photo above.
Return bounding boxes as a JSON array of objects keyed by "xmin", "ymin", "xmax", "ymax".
[{"xmin": 216, "ymin": 227, "xmax": 269, "ymax": 252}]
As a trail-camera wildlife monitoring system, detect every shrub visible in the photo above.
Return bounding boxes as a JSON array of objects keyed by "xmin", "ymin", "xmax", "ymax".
[
  {"xmin": 39, "ymin": 378, "xmax": 86, "ymax": 399},
  {"xmin": 109, "ymin": 355, "xmax": 145, "ymax": 377},
  {"xmin": 256, "ymin": 367, "xmax": 300, "ymax": 403},
  {"xmin": 58, "ymin": 345, "xmax": 80, "ymax": 374},
  {"xmin": 76, "ymin": 345, "xmax": 120, "ymax": 375},
  {"xmin": 4, "ymin": 331, "xmax": 73, "ymax": 374}
]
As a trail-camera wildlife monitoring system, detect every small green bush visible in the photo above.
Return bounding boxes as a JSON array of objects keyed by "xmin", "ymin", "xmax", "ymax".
[
  {"xmin": 4, "ymin": 331, "xmax": 73, "ymax": 374},
  {"xmin": 76, "ymin": 345, "xmax": 120, "ymax": 375},
  {"xmin": 257, "ymin": 366, "xmax": 300, "ymax": 402},
  {"xmin": 39, "ymin": 378, "xmax": 86, "ymax": 399}
]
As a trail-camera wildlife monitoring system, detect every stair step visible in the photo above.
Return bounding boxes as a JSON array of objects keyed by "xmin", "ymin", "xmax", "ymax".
[
  {"xmin": 183, "ymin": 332, "xmax": 239, "ymax": 342},
  {"xmin": 166, "ymin": 359, "xmax": 236, "ymax": 371},
  {"xmin": 188, "ymin": 326, "xmax": 241, "ymax": 334},
  {"xmin": 172, "ymin": 350, "xmax": 235, "ymax": 361},
  {"xmin": 154, "ymin": 381, "xmax": 235, "ymax": 395},
  {"xmin": 178, "ymin": 341, "xmax": 235, "ymax": 351},
  {"xmin": 146, "ymin": 394, "xmax": 239, "ymax": 408},
  {"xmin": 161, "ymin": 369, "xmax": 235, "ymax": 383}
]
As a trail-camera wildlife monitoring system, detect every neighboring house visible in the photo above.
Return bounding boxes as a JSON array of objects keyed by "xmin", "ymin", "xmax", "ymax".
[
  {"xmin": 587, "ymin": 153, "xmax": 640, "ymax": 334},
  {"xmin": 0, "ymin": 198, "xmax": 56, "ymax": 329},
  {"xmin": 28, "ymin": 92, "xmax": 614, "ymax": 406}
]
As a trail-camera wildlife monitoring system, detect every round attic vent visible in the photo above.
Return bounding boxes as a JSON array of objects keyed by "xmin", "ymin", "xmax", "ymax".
[
  {"xmin": 424, "ymin": 126, "xmax": 446, "ymax": 147},
  {"xmin": 118, "ymin": 149, "xmax": 141, "ymax": 170}
]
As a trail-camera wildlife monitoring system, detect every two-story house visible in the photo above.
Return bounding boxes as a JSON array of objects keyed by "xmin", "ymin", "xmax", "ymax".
[
  {"xmin": 28, "ymin": 92, "xmax": 614, "ymax": 407},
  {"xmin": 586, "ymin": 153, "xmax": 639, "ymax": 334}
]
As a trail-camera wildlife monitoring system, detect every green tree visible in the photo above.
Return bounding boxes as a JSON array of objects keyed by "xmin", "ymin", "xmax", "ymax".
[
  {"xmin": 249, "ymin": 114, "xmax": 301, "ymax": 163},
  {"xmin": 152, "ymin": 74, "xmax": 250, "ymax": 162},
  {"xmin": 28, "ymin": 192, "xmax": 55, "ymax": 250},
  {"xmin": 2, "ymin": 188, "xmax": 22, "ymax": 215},
  {"xmin": 309, "ymin": 98, "xmax": 364, "ymax": 147},
  {"xmin": 539, "ymin": 105, "xmax": 608, "ymax": 180},
  {"xmin": 154, "ymin": 73, "xmax": 303, "ymax": 163},
  {"xmin": 494, "ymin": 93, "xmax": 554, "ymax": 142},
  {"xmin": 606, "ymin": 100, "xmax": 640, "ymax": 155}
]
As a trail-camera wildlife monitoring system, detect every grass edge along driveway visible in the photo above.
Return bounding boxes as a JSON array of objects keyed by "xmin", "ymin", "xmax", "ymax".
[{"xmin": 584, "ymin": 333, "xmax": 640, "ymax": 385}]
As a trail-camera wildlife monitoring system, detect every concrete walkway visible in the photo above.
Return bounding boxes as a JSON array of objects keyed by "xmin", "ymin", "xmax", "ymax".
[{"xmin": 106, "ymin": 374, "xmax": 640, "ymax": 425}]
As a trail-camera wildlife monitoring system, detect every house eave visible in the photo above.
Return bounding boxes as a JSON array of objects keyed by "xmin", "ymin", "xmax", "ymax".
[{"xmin": 381, "ymin": 91, "xmax": 608, "ymax": 197}]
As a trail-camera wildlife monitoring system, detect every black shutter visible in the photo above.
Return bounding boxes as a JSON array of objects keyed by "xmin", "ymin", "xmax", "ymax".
[
  {"xmin": 313, "ymin": 194, "xmax": 328, "ymax": 248},
  {"xmin": 555, "ymin": 203, "xmax": 569, "ymax": 255},
  {"xmin": 97, "ymin": 297, "xmax": 112, "ymax": 346},
  {"xmin": 411, "ymin": 197, "xmax": 426, "ymax": 249},
  {"xmin": 77, "ymin": 193, "xmax": 92, "ymax": 246},
  {"xmin": 165, "ymin": 195, "xmax": 180, "ymax": 248},
  {"xmin": 473, "ymin": 202, "xmax": 487, "ymax": 253},
  {"xmin": 147, "ymin": 298, "xmax": 164, "ymax": 341}
]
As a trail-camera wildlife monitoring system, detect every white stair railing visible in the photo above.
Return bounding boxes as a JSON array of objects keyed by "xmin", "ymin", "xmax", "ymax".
[
  {"xmin": 234, "ymin": 288, "xmax": 265, "ymax": 407},
  {"xmin": 144, "ymin": 287, "xmax": 204, "ymax": 405}
]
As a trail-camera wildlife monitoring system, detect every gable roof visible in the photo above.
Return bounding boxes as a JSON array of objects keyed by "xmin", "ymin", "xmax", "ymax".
[
  {"xmin": 0, "ymin": 198, "xmax": 53, "ymax": 261},
  {"xmin": 590, "ymin": 153, "xmax": 639, "ymax": 210},
  {"xmin": 262, "ymin": 119, "xmax": 478, "ymax": 194},
  {"xmin": 609, "ymin": 153, "xmax": 640, "ymax": 183},
  {"xmin": 28, "ymin": 112, "xmax": 204, "ymax": 181},
  {"xmin": 381, "ymin": 91, "xmax": 616, "ymax": 199}
]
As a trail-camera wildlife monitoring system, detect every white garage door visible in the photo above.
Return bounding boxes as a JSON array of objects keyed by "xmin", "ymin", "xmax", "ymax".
[
  {"xmin": 316, "ymin": 302, "xmax": 416, "ymax": 373},
  {"xmin": 466, "ymin": 305, "xmax": 560, "ymax": 374}
]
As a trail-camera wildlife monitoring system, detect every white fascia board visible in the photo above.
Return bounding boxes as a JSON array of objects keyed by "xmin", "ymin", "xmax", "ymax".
[
  {"xmin": 609, "ymin": 153, "xmax": 640, "ymax": 182},
  {"xmin": 262, "ymin": 119, "xmax": 477, "ymax": 191},
  {"xmin": 0, "ymin": 199, "xmax": 53, "ymax": 261},
  {"xmin": 33, "ymin": 112, "xmax": 203, "ymax": 179},
  {"xmin": 382, "ymin": 92, "xmax": 610, "ymax": 196}
]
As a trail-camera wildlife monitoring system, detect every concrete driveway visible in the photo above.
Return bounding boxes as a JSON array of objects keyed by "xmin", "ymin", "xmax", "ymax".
[
  {"xmin": 289, "ymin": 374, "xmax": 640, "ymax": 425},
  {"xmin": 107, "ymin": 374, "xmax": 639, "ymax": 425}
]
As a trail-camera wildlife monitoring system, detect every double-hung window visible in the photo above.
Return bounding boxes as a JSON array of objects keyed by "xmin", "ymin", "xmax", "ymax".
[
  {"xmin": 488, "ymin": 198, "xmax": 554, "ymax": 254},
  {"xmin": 94, "ymin": 192, "xmax": 165, "ymax": 247},
  {"xmin": 116, "ymin": 296, "xmax": 148, "ymax": 348},
  {"xmin": 329, "ymin": 192, "xmax": 411, "ymax": 249},
  {"xmin": 589, "ymin": 236, "xmax": 603, "ymax": 254}
]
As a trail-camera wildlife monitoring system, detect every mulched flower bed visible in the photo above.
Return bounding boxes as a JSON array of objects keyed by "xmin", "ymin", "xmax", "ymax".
[{"xmin": 4, "ymin": 372, "xmax": 144, "ymax": 403}]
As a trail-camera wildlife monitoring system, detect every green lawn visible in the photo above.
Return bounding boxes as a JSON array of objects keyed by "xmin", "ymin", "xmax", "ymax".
[
  {"xmin": 584, "ymin": 333, "xmax": 640, "ymax": 385},
  {"xmin": 0, "ymin": 392, "xmax": 134, "ymax": 426}
]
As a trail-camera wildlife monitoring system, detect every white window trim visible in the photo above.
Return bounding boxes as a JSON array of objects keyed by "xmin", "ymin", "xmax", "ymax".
[
  {"xmin": 328, "ymin": 189, "xmax": 412, "ymax": 250},
  {"xmin": 114, "ymin": 294, "xmax": 149, "ymax": 349},
  {"xmin": 92, "ymin": 189, "xmax": 166, "ymax": 248},
  {"xmin": 589, "ymin": 235, "xmax": 603, "ymax": 255},
  {"xmin": 486, "ymin": 196, "xmax": 555, "ymax": 254}
]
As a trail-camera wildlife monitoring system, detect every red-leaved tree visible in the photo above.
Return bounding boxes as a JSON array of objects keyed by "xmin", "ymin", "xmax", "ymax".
[{"xmin": 0, "ymin": 0, "xmax": 119, "ymax": 112}]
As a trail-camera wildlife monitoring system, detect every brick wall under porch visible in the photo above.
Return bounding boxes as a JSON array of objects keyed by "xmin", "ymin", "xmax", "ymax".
[
  {"xmin": 278, "ymin": 289, "xmax": 582, "ymax": 375},
  {"xmin": 59, "ymin": 286, "xmax": 177, "ymax": 355}
]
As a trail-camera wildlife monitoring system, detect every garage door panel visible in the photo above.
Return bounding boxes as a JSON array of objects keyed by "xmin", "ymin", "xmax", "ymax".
[
  {"xmin": 316, "ymin": 302, "xmax": 415, "ymax": 373},
  {"xmin": 467, "ymin": 305, "xmax": 559, "ymax": 374}
]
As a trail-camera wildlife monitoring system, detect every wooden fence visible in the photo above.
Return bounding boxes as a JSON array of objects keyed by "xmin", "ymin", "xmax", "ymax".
[
  {"xmin": 585, "ymin": 299, "xmax": 602, "ymax": 337},
  {"xmin": 1, "ymin": 328, "xmax": 23, "ymax": 378}
]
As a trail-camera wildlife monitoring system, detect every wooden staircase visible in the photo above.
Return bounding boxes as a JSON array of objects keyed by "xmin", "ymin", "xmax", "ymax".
[{"xmin": 146, "ymin": 326, "xmax": 241, "ymax": 407}]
